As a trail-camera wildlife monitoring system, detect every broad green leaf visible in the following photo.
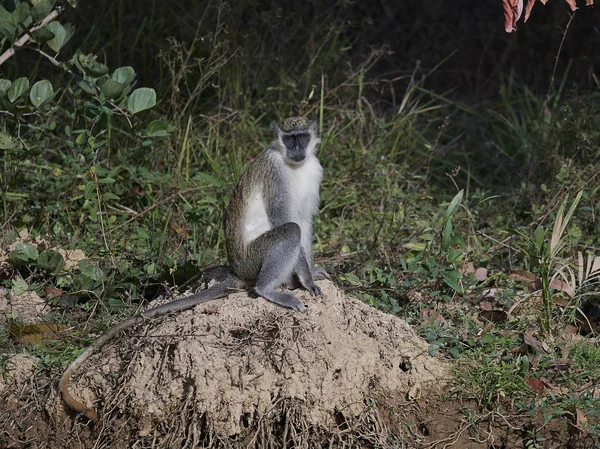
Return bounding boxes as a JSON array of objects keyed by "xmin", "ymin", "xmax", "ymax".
[
  {"xmin": 0, "ymin": 6, "xmax": 16, "ymax": 38},
  {"xmin": 30, "ymin": 0, "xmax": 54, "ymax": 21},
  {"xmin": 12, "ymin": 2, "xmax": 31, "ymax": 23},
  {"xmin": 11, "ymin": 277, "xmax": 28, "ymax": 296},
  {"xmin": 112, "ymin": 66, "xmax": 135, "ymax": 85},
  {"xmin": 30, "ymin": 27, "xmax": 55, "ymax": 43},
  {"xmin": 45, "ymin": 21, "xmax": 74, "ymax": 52},
  {"xmin": 0, "ymin": 79, "xmax": 12, "ymax": 95},
  {"xmin": 29, "ymin": 80, "xmax": 54, "ymax": 107},
  {"xmin": 127, "ymin": 87, "xmax": 156, "ymax": 114},
  {"xmin": 77, "ymin": 260, "xmax": 103, "ymax": 284},
  {"xmin": 445, "ymin": 189, "xmax": 464, "ymax": 218},
  {"xmin": 9, "ymin": 243, "xmax": 39, "ymax": 265},
  {"xmin": 441, "ymin": 270, "xmax": 463, "ymax": 293},
  {"xmin": 8, "ymin": 77, "xmax": 29, "ymax": 103},
  {"xmin": 97, "ymin": 177, "xmax": 116, "ymax": 184},
  {"xmin": 99, "ymin": 79, "xmax": 125, "ymax": 98},
  {"xmin": 37, "ymin": 249, "xmax": 65, "ymax": 273},
  {"xmin": 0, "ymin": 132, "xmax": 13, "ymax": 149},
  {"xmin": 145, "ymin": 120, "xmax": 173, "ymax": 137}
]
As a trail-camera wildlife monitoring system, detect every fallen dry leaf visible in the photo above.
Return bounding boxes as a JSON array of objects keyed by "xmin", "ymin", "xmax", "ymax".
[
  {"xmin": 478, "ymin": 300, "xmax": 494, "ymax": 311},
  {"xmin": 548, "ymin": 358, "xmax": 571, "ymax": 371},
  {"xmin": 9, "ymin": 322, "xmax": 69, "ymax": 345},
  {"xmin": 45, "ymin": 287, "xmax": 64, "ymax": 298},
  {"xmin": 509, "ymin": 269, "xmax": 536, "ymax": 283},
  {"xmin": 576, "ymin": 408, "xmax": 589, "ymax": 429},
  {"xmin": 552, "ymin": 294, "xmax": 570, "ymax": 307},
  {"xmin": 549, "ymin": 279, "xmax": 574, "ymax": 297},
  {"xmin": 523, "ymin": 329, "xmax": 549, "ymax": 353},
  {"xmin": 480, "ymin": 288, "xmax": 498, "ymax": 301},
  {"xmin": 474, "ymin": 267, "xmax": 488, "ymax": 281},
  {"xmin": 420, "ymin": 308, "xmax": 446, "ymax": 324},
  {"xmin": 460, "ymin": 262, "xmax": 475, "ymax": 275},
  {"xmin": 479, "ymin": 309, "xmax": 508, "ymax": 322},
  {"xmin": 526, "ymin": 376, "xmax": 545, "ymax": 393}
]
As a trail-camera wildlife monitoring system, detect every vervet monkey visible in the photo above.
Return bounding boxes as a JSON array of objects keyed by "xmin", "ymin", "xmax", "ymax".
[{"xmin": 60, "ymin": 116, "xmax": 329, "ymax": 422}]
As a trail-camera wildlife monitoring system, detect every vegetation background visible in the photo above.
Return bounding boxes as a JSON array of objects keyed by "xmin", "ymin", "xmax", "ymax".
[{"xmin": 1, "ymin": 0, "xmax": 599, "ymax": 446}]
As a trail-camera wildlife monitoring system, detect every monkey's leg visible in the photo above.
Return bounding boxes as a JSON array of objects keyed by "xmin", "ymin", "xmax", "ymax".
[
  {"xmin": 294, "ymin": 247, "xmax": 323, "ymax": 296},
  {"xmin": 250, "ymin": 223, "xmax": 309, "ymax": 312}
]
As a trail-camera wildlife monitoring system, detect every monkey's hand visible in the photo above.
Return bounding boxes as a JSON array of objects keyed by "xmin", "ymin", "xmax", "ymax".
[{"xmin": 312, "ymin": 266, "xmax": 330, "ymax": 281}]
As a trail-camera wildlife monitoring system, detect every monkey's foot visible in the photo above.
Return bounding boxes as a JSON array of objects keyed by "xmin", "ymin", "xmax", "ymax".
[
  {"xmin": 255, "ymin": 289, "xmax": 307, "ymax": 313},
  {"xmin": 307, "ymin": 284, "xmax": 322, "ymax": 296}
]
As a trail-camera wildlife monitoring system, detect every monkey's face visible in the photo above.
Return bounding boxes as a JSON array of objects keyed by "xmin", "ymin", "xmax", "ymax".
[{"xmin": 282, "ymin": 132, "xmax": 311, "ymax": 163}]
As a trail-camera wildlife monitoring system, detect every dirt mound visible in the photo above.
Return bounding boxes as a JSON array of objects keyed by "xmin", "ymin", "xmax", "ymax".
[
  {"xmin": 62, "ymin": 280, "xmax": 446, "ymax": 447},
  {"xmin": 1, "ymin": 281, "xmax": 448, "ymax": 448}
]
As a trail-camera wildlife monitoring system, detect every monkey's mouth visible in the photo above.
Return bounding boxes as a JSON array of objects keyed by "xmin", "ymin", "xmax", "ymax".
[{"xmin": 288, "ymin": 153, "xmax": 306, "ymax": 163}]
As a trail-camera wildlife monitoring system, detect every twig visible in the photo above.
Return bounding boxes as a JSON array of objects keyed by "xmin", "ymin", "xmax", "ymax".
[
  {"xmin": 109, "ymin": 187, "xmax": 203, "ymax": 232},
  {"xmin": 549, "ymin": 11, "xmax": 576, "ymax": 92},
  {"xmin": 0, "ymin": 8, "xmax": 63, "ymax": 66}
]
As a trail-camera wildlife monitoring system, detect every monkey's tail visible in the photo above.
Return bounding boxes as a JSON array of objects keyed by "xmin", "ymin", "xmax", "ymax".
[{"xmin": 59, "ymin": 274, "xmax": 246, "ymax": 423}]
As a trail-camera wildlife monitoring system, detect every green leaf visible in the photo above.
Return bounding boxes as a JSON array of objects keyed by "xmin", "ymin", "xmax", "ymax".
[
  {"xmin": 445, "ymin": 189, "xmax": 464, "ymax": 218},
  {"xmin": 9, "ymin": 243, "xmax": 39, "ymax": 265},
  {"xmin": 45, "ymin": 21, "xmax": 74, "ymax": 52},
  {"xmin": 145, "ymin": 120, "xmax": 173, "ymax": 137},
  {"xmin": 339, "ymin": 272, "xmax": 363, "ymax": 286},
  {"xmin": 0, "ymin": 79, "xmax": 12, "ymax": 95},
  {"xmin": 8, "ymin": 77, "xmax": 30, "ymax": 103},
  {"xmin": 195, "ymin": 171, "xmax": 223, "ymax": 187},
  {"xmin": 99, "ymin": 79, "xmax": 125, "ymax": 98},
  {"xmin": 0, "ymin": 132, "xmax": 14, "ymax": 149},
  {"xmin": 30, "ymin": 0, "xmax": 54, "ymax": 21},
  {"xmin": 402, "ymin": 242, "xmax": 427, "ymax": 251},
  {"xmin": 74, "ymin": 260, "xmax": 104, "ymax": 291},
  {"xmin": 29, "ymin": 80, "xmax": 54, "ymax": 108},
  {"xmin": 127, "ymin": 87, "xmax": 156, "ymax": 114},
  {"xmin": 30, "ymin": 27, "xmax": 55, "ymax": 43},
  {"xmin": 441, "ymin": 270, "xmax": 463, "ymax": 293},
  {"xmin": 73, "ymin": 52, "xmax": 109, "ymax": 77},
  {"xmin": 112, "ymin": 66, "xmax": 135, "ymax": 85},
  {"xmin": 11, "ymin": 277, "xmax": 29, "ymax": 296},
  {"xmin": 97, "ymin": 177, "xmax": 116, "ymax": 184},
  {"xmin": 0, "ymin": 6, "xmax": 16, "ymax": 38},
  {"xmin": 37, "ymin": 249, "xmax": 65, "ymax": 273},
  {"xmin": 442, "ymin": 219, "xmax": 453, "ymax": 252}
]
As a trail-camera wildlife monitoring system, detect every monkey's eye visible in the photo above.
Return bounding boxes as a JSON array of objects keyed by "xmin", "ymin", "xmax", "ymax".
[
  {"xmin": 282, "ymin": 135, "xmax": 294, "ymax": 148},
  {"xmin": 296, "ymin": 134, "xmax": 310, "ymax": 146}
]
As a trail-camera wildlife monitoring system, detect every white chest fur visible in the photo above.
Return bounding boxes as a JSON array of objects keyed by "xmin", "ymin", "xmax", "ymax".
[
  {"xmin": 286, "ymin": 155, "xmax": 323, "ymax": 218},
  {"xmin": 242, "ymin": 155, "xmax": 322, "ymax": 246}
]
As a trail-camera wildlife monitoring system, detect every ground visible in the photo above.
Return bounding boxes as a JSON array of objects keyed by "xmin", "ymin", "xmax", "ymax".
[{"xmin": 0, "ymin": 281, "xmax": 595, "ymax": 448}]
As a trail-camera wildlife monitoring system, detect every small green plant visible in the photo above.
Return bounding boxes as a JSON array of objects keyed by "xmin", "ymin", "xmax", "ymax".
[
  {"xmin": 401, "ymin": 189, "xmax": 466, "ymax": 296},
  {"xmin": 511, "ymin": 191, "xmax": 584, "ymax": 338}
]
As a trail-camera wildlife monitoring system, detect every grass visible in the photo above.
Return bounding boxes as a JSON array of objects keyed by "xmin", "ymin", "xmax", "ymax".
[{"xmin": 1, "ymin": 0, "xmax": 599, "ymax": 445}]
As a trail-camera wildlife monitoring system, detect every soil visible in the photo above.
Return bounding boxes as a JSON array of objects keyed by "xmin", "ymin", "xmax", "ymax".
[{"xmin": 0, "ymin": 281, "xmax": 596, "ymax": 448}]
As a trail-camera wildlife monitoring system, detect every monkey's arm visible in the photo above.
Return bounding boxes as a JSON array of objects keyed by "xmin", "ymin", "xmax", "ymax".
[{"xmin": 59, "ymin": 274, "xmax": 246, "ymax": 423}]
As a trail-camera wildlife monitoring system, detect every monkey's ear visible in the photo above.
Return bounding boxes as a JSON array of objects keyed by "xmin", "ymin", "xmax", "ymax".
[
  {"xmin": 309, "ymin": 120, "xmax": 318, "ymax": 134},
  {"xmin": 270, "ymin": 121, "xmax": 281, "ymax": 134}
]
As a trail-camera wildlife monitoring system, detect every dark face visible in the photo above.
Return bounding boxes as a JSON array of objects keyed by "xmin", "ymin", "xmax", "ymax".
[{"xmin": 282, "ymin": 132, "xmax": 311, "ymax": 163}]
